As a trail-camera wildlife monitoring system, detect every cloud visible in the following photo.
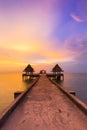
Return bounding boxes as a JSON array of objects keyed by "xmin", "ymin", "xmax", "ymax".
[
  {"xmin": 70, "ymin": 13, "xmax": 84, "ymax": 22},
  {"xmin": 65, "ymin": 36, "xmax": 87, "ymax": 61},
  {"xmin": 1, "ymin": 0, "xmax": 87, "ymax": 73},
  {"xmin": 70, "ymin": 1, "xmax": 87, "ymax": 23},
  {"xmin": 0, "ymin": 0, "xmax": 70, "ymax": 69},
  {"xmin": 76, "ymin": 0, "xmax": 87, "ymax": 21}
]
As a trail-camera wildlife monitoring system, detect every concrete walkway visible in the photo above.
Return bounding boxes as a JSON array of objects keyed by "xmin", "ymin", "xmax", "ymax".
[{"xmin": 1, "ymin": 75, "xmax": 87, "ymax": 130}]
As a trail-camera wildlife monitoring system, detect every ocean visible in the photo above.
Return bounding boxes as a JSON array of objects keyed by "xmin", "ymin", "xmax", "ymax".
[
  {"xmin": 60, "ymin": 73, "xmax": 87, "ymax": 104},
  {"xmin": 0, "ymin": 73, "xmax": 87, "ymax": 114},
  {"xmin": 0, "ymin": 73, "xmax": 32, "ymax": 114}
]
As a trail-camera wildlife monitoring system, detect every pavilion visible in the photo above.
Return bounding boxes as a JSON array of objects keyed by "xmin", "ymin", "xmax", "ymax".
[
  {"xmin": 22, "ymin": 64, "xmax": 34, "ymax": 80},
  {"xmin": 52, "ymin": 64, "xmax": 63, "ymax": 74},
  {"xmin": 23, "ymin": 64, "xmax": 34, "ymax": 75},
  {"xmin": 52, "ymin": 64, "xmax": 64, "ymax": 80}
]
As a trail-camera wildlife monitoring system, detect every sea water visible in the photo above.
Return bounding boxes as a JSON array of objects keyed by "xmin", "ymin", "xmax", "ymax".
[
  {"xmin": 0, "ymin": 73, "xmax": 31, "ymax": 114},
  {"xmin": 60, "ymin": 73, "xmax": 87, "ymax": 104},
  {"xmin": 0, "ymin": 73, "xmax": 87, "ymax": 114}
]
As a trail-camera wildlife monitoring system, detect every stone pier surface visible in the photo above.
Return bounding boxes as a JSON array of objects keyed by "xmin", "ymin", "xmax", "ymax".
[{"xmin": 1, "ymin": 75, "xmax": 87, "ymax": 130}]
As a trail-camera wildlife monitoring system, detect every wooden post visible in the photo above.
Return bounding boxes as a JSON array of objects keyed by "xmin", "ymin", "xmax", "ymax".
[
  {"xmin": 14, "ymin": 91, "xmax": 24, "ymax": 99},
  {"xmin": 69, "ymin": 91, "xmax": 76, "ymax": 96}
]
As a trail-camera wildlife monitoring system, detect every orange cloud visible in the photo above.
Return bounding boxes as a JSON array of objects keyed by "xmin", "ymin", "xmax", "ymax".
[{"xmin": 0, "ymin": 0, "xmax": 72, "ymax": 72}]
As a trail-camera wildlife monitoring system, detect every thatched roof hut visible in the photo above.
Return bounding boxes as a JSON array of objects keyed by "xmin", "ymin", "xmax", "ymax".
[
  {"xmin": 52, "ymin": 64, "xmax": 63, "ymax": 73},
  {"xmin": 23, "ymin": 64, "xmax": 34, "ymax": 74}
]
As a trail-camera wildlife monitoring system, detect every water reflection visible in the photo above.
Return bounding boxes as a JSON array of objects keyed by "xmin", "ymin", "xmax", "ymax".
[
  {"xmin": 0, "ymin": 73, "xmax": 33, "ymax": 113},
  {"xmin": 56, "ymin": 73, "xmax": 87, "ymax": 104}
]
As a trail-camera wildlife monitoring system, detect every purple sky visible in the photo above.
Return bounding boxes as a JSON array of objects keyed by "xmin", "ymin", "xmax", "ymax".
[{"xmin": 0, "ymin": 0, "xmax": 87, "ymax": 73}]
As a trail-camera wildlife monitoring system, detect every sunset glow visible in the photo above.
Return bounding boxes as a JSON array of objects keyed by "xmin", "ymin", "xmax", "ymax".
[{"xmin": 0, "ymin": 0, "xmax": 87, "ymax": 73}]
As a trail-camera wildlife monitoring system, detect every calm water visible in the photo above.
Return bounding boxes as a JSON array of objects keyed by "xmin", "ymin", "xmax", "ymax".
[
  {"xmin": 60, "ymin": 73, "xmax": 87, "ymax": 104},
  {"xmin": 0, "ymin": 73, "xmax": 87, "ymax": 114},
  {"xmin": 0, "ymin": 73, "xmax": 31, "ymax": 114}
]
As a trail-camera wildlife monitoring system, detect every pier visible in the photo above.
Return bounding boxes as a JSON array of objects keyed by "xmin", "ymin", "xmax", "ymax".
[
  {"xmin": 0, "ymin": 75, "xmax": 87, "ymax": 130},
  {"xmin": 22, "ymin": 64, "xmax": 64, "ymax": 81}
]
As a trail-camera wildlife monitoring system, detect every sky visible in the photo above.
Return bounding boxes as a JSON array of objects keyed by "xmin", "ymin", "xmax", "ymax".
[{"xmin": 0, "ymin": 0, "xmax": 87, "ymax": 73}]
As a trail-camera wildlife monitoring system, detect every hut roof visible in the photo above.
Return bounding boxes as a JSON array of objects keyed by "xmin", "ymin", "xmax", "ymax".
[
  {"xmin": 23, "ymin": 64, "xmax": 34, "ymax": 72},
  {"xmin": 52, "ymin": 64, "xmax": 63, "ymax": 72}
]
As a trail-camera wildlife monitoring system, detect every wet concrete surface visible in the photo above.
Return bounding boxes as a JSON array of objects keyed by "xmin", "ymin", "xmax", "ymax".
[{"xmin": 1, "ymin": 75, "xmax": 87, "ymax": 130}]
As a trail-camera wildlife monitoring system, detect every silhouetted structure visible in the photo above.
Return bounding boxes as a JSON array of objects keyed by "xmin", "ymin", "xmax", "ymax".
[
  {"xmin": 22, "ymin": 64, "xmax": 34, "ymax": 80},
  {"xmin": 22, "ymin": 64, "xmax": 39, "ymax": 80},
  {"xmin": 52, "ymin": 64, "xmax": 63, "ymax": 74},
  {"xmin": 23, "ymin": 64, "xmax": 34, "ymax": 75},
  {"xmin": 40, "ymin": 70, "xmax": 46, "ymax": 74},
  {"xmin": 52, "ymin": 64, "xmax": 64, "ymax": 81}
]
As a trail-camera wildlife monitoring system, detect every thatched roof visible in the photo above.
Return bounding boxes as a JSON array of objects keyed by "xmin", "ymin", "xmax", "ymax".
[
  {"xmin": 23, "ymin": 64, "xmax": 34, "ymax": 72},
  {"xmin": 52, "ymin": 64, "xmax": 63, "ymax": 72}
]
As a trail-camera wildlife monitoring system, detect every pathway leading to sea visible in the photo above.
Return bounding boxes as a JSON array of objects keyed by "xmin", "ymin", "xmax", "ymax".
[{"xmin": 1, "ymin": 75, "xmax": 87, "ymax": 130}]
